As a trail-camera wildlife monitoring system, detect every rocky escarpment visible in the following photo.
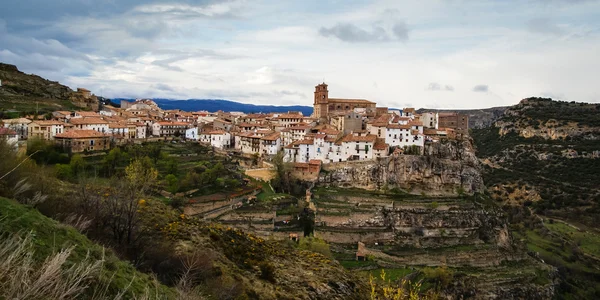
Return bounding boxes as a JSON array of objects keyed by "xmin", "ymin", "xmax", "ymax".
[
  {"xmin": 319, "ymin": 139, "xmax": 484, "ymax": 195},
  {"xmin": 0, "ymin": 62, "xmax": 98, "ymax": 111},
  {"xmin": 0, "ymin": 63, "xmax": 73, "ymax": 99},
  {"xmin": 496, "ymin": 97, "xmax": 600, "ymax": 141}
]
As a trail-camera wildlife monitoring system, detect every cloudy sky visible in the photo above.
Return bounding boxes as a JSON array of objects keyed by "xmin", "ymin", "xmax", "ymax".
[{"xmin": 1, "ymin": 0, "xmax": 599, "ymax": 109}]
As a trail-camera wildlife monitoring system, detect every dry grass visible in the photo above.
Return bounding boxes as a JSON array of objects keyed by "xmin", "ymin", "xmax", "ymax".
[
  {"xmin": 0, "ymin": 231, "xmax": 102, "ymax": 299},
  {"xmin": 245, "ymin": 168, "xmax": 275, "ymax": 181}
]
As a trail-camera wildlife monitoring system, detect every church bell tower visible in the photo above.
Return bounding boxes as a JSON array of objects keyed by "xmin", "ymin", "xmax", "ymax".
[{"xmin": 313, "ymin": 82, "xmax": 329, "ymax": 120}]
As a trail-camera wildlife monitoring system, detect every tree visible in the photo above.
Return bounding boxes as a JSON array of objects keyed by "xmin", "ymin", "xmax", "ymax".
[
  {"xmin": 103, "ymin": 157, "xmax": 158, "ymax": 246},
  {"xmin": 165, "ymin": 174, "xmax": 179, "ymax": 194},
  {"xmin": 102, "ymin": 148, "xmax": 126, "ymax": 176},
  {"xmin": 271, "ymin": 151, "xmax": 293, "ymax": 193},
  {"xmin": 69, "ymin": 154, "xmax": 86, "ymax": 177},
  {"xmin": 299, "ymin": 207, "xmax": 315, "ymax": 237}
]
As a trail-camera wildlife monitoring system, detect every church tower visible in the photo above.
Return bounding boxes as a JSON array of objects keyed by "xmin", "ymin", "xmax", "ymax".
[{"xmin": 313, "ymin": 82, "xmax": 329, "ymax": 120}]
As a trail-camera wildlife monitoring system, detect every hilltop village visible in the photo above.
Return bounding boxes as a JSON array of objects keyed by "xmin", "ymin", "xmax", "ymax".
[{"xmin": 1, "ymin": 83, "xmax": 469, "ymax": 168}]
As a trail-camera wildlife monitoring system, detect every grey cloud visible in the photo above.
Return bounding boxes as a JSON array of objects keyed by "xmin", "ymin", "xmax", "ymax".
[
  {"xmin": 526, "ymin": 18, "xmax": 565, "ymax": 36},
  {"xmin": 151, "ymin": 49, "xmax": 243, "ymax": 71},
  {"xmin": 0, "ymin": 1, "xmax": 225, "ymax": 27},
  {"xmin": 426, "ymin": 82, "xmax": 454, "ymax": 91},
  {"xmin": 0, "ymin": 0, "xmax": 240, "ymax": 61},
  {"xmin": 319, "ymin": 23, "xmax": 389, "ymax": 43},
  {"xmin": 392, "ymin": 22, "xmax": 409, "ymax": 41},
  {"xmin": 152, "ymin": 83, "xmax": 175, "ymax": 92},
  {"xmin": 319, "ymin": 9, "xmax": 409, "ymax": 43},
  {"xmin": 472, "ymin": 85, "xmax": 489, "ymax": 92}
]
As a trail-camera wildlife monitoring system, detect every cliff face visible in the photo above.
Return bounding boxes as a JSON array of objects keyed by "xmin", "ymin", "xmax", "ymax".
[{"xmin": 319, "ymin": 139, "xmax": 484, "ymax": 195}]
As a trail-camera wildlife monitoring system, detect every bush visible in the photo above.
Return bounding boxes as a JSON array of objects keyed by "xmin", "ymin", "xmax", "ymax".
[
  {"xmin": 259, "ymin": 262, "xmax": 276, "ymax": 283},
  {"xmin": 298, "ymin": 237, "xmax": 331, "ymax": 257},
  {"xmin": 165, "ymin": 174, "xmax": 179, "ymax": 194},
  {"xmin": 423, "ymin": 266, "xmax": 454, "ymax": 288},
  {"xmin": 55, "ymin": 164, "xmax": 73, "ymax": 180}
]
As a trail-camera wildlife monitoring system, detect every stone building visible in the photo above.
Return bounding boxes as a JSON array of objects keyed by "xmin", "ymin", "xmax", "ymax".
[
  {"xmin": 312, "ymin": 83, "xmax": 376, "ymax": 121},
  {"xmin": 54, "ymin": 130, "xmax": 110, "ymax": 153},
  {"xmin": 28, "ymin": 120, "xmax": 64, "ymax": 140},
  {"xmin": 438, "ymin": 113, "xmax": 469, "ymax": 132}
]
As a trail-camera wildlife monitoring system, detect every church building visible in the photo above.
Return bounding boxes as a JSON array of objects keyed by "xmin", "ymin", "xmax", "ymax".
[{"xmin": 312, "ymin": 83, "xmax": 376, "ymax": 120}]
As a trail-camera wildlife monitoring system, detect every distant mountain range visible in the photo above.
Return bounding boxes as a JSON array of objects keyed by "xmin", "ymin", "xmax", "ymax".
[{"xmin": 112, "ymin": 98, "xmax": 313, "ymax": 116}]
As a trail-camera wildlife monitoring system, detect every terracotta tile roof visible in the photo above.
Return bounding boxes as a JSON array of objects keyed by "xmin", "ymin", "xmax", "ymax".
[
  {"xmin": 55, "ymin": 130, "xmax": 108, "ymax": 139},
  {"xmin": 245, "ymin": 113, "xmax": 268, "ymax": 119},
  {"xmin": 290, "ymin": 125, "xmax": 310, "ymax": 130},
  {"xmin": 341, "ymin": 133, "xmax": 377, "ymax": 143},
  {"xmin": 278, "ymin": 113, "xmax": 303, "ymax": 119},
  {"xmin": 309, "ymin": 159, "xmax": 322, "ymax": 165},
  {"xmin": 298, "ymin": 138, "xmax": 314, "ymax": 145},
  {"xmin": 31, "ymin": 120, "xmax": 64, "ymax": 126},
  {"xmin": 256, "ymin": 129, "xmax": 274, "ymax": 134},
  {"xmin": 75, "ymin": 111, "xmax": 100, "ymax": 117},
  {"xmin": 209, "ymin": 130, "xmax": 227, "ymax": 135},
  {"xmin": 109, "ymin": 123, "xmax": 128, "ymax": 128},
  {"xmin": 386, "ymin": 124, "xmax": 411, "ymax": 130},
  {"xmin": 374, "ymin": 138, "xmax": 388, "ymax": 150},
  {"xmin": 54, "ymin": 111, "xmax": 72, "ymax": 116},
  {"xmin": 156, "ymin": 121, "xmax": 189, "ymax": 126},
  {"xmin": 320, "ymin": 128, "xmax": 340, "ymax": 135},
  {"xmin": 2, "ymin": 118, "xmax": 32, "ymax": 124},
  {"xmin": 261, "ymin": 132, "xmax": 280, "ymax": 141},
  {"xmin": 328, "ymin": 98, "xmax": 376, "ymax": 104},
  {"xmin": 237, "ymin": 122, "xmax": 259, "ymax": 127},
  {"xmin": 215, "ymin": 118, "xmax": 232, "ymax": 124},
  {"xmin": 70, "ymin": 118, "xmax": 108, "ymax": 125}
]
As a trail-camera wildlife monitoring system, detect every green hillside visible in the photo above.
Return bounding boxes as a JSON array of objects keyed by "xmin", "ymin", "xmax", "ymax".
[{"xmin": 0, "ymin": 197, "xmax": 177, "ymax": 299}]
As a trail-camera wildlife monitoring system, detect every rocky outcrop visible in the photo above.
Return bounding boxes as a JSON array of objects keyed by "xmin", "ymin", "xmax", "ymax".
[
  {"xmin": 319, "ymin": 139, "xmax": 484, "ymax": 195},
  {"xmin": 0, "ymin": 63, "xmax": 98, "ymax": 110},
  {"xmin": 0, "ymin": 63, "xmax": 72, "ymax": 99},
  {"xmin": 496, "ymin": 98, "xmax": 600, "ymax": 141}
]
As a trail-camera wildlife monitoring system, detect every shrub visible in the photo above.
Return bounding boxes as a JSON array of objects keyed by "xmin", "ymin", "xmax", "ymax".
[
  {"xmin": 298, "ymin": 237, "xmax": 331, "ymax": 257},
  {"xmin": 423, "ymin": 266, "xmax": 454, "ymax": 288},
  {"xmin": 55, "ymin": 164, "xmax": 73, "ymax": 180},
  {"xmin": 259, "ymin": 261, "xmax": 276, "ymax": 283}
]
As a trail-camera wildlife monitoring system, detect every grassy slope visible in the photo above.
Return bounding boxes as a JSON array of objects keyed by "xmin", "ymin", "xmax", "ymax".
[{"xmin": 0, "ymin": 197, "xmax": 176, "ymax": 298}]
